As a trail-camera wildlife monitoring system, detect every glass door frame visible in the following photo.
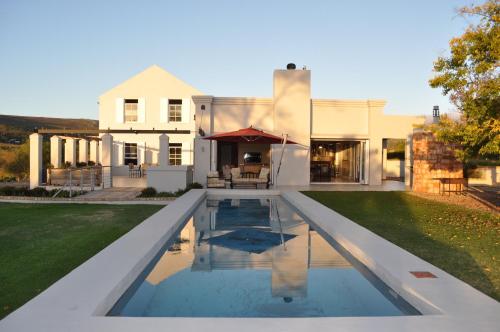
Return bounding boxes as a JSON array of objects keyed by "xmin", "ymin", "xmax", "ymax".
[{"xmin": 310, "ymin": 139, "xmax": 369, "ymax": 185}]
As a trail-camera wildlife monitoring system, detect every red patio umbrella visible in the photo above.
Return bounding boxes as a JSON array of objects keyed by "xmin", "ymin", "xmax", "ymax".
[{"xmin": 203, "ymin": 126, "xmax": 296, "ymax": 144}]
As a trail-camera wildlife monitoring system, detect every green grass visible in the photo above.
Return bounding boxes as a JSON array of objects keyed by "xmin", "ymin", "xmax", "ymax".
[
  {"xmin": 0, "ymin": 203, "xmax": 163, "ymax": 319},
  {"xmin": 303, "ymin": 191, "xmax": 500, "ymax": 301}
]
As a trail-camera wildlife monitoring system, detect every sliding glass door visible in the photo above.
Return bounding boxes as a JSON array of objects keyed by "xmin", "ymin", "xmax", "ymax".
[{"xmin": 310, "ymin": 140, "xmax": 367, "ymax": 183}]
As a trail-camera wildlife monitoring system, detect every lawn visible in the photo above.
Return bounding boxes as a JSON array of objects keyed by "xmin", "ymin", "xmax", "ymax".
[
  {"xmin": 0, "ymin": 203, "xmax": 163, "ymax": 319},
  {"xmin": 303, "ymin": 191, "xmax": 500, "ymax": 301}
]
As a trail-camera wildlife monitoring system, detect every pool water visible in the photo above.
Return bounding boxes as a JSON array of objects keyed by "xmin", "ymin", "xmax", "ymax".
[{"xmin": 109, "ymin": 198, "xmax": 420, "ymax": 317}]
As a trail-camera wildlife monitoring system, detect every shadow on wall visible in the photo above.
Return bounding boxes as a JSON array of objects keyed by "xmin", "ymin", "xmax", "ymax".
[
  {"xmin": 211, "ymin": 71, "xmax": 306, "ymax": 139},
  {"xmin": 302, "ymin": 191, "xmax": 498, "ymax": 301}
]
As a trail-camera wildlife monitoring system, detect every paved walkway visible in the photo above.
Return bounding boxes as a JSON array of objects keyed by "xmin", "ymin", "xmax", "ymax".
[
  {"xmin": 0, "ymin": 187, "xmax": 170, "ymax": 205},
  {"xmin": 74, "ymin": 187, "xmax": 143, "ymax": 201},
  {"xmin": 468, "ymin": 185, "xmax": 499, "ymax": 210}
]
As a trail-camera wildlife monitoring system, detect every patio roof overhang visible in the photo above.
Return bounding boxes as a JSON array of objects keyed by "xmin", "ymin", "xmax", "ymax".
[{"xmin": 203, "ymin": 126, "xmax": 297, "ymax": 144}]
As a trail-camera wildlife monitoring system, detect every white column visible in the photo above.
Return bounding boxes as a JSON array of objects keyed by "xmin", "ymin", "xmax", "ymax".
[
  {"xmin": 158, "ymin": 134, "xmax": 170, "ymax": 167},
  {"xmin": 64, "ymin": 138, "xmax": 77, "ymax": 166},
  {"xmin": 101, "ymin": 134, "xmax": 113, "ymax": 166},
  {"xmin": 29, "ymin": 133, "xmax": 43, "ymax": 189},
  {"xmin": 50, "ymin": 136, "xmax": 63, "ymax": 168},
  {"xmin": 210, "ymin": 141, "xmax": 217, "ymax": 171},
  {"xmin": 79, "ymin": 139, "xmax": 88, "ymax": 164},
  {"xmin": 89, "ymin": 140, "xmax": 99, "ymax": 164}
]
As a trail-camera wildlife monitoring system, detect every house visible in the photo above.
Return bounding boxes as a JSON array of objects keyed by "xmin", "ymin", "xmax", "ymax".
[{"xmin": 29, "ymin": 64, "xmax": 425, "ymax": 190}]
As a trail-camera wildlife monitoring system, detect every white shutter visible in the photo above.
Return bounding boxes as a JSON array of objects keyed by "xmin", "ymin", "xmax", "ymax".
[
  {"xmin": 115, "ymin": 98, "xmax": 124, "ymax": 123},
  {"xmin": 181, "ymin": 98, "xmax": 191, "ymax": 123},
  {"xmin": 137, "ymin": 98, "xmax": 146, "ymax": 123},
  {"xmin": 160, "ymin": 98, "xmax": 168, "ymax": 123},
  {"xmin": 181, "ymin": 141, "xmax": 191, "ymax": 165}
]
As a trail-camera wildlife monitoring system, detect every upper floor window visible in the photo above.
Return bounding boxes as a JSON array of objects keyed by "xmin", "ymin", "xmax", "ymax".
[
  {"xmin": 124, "ymin": 99, "xmax": 138, "ymax": 122},
  {"xmin": 168, "ymin": 99, "xmax": 182, "ymax": 122},
  {"xmin": 169, "ymin": 143, "xmax": 182, "ymax": 165}
]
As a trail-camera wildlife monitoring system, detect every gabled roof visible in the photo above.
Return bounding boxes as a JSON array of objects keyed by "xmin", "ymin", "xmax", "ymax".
[{"xmin": 99, "ymin": 65, "xmax": 202, "ymax": 98}]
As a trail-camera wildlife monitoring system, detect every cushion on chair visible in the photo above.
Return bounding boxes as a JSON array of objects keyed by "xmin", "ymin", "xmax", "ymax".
[
  {"xmin": 207, "ymin": 171, "xmax": 219, "ymax": 178},
  {"xmin": 259, "ymin": 167, "xmax": 270, "ymax": 179},
  {"xmin": 230, "ymin": 168, "xmax": 241, "ymax": 179}
]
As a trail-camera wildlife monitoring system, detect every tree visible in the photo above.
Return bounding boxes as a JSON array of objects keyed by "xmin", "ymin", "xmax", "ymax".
[
  {"xmin": 7, "ymin": 142, "xmax": 29, "ymax": 180},
  {"xmin": 429, "ymin": 0, "xmax": 499, "ymax": 161}
]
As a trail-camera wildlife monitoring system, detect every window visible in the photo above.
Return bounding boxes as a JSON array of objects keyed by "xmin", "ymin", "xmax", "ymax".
[
  {"xmin": 124, "ymin": 143, "xmax": 138, "ymax": 165},
  {"xmin": 124, "ymin": 99, "xmax": 138, "ymax": 122},
  {"xmin": 169, "ymin": 143, "xmax": 182, "ymax": 165},
  {"xmin": 168, "ymin": 99, "xmax": 182, "ymax": 122}
]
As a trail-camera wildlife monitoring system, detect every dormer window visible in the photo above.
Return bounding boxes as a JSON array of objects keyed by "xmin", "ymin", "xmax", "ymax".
[
  {"xmin": 168, "ymin": 99, "xmax": 182, "ymax": 122},
  {"xmin": 124, "ymin": 99, "xmax": 138, "ymax": 122}
]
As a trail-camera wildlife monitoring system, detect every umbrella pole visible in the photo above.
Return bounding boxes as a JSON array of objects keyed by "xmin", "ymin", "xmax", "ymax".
[
  {"xmin": 275, "ymin": 134, "xmax": 288, "ymax": 186},
  {"xmin": 273, "ymin": 200, "xmax": 287, "ymax": 251}
]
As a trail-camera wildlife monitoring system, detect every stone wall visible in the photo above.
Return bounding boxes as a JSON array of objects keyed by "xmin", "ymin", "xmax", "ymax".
[{"xmin": 412, "ymin": 131, "xmax": 463, "ymax": 193}]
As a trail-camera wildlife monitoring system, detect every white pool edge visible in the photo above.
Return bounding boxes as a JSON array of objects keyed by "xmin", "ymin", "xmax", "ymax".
[{"xmin": 0, "ymin": 189, "xmax": 498, "ymax": 332}]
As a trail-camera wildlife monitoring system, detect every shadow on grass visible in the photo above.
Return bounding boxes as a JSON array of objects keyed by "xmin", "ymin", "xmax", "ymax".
[{"xmin": 302, "ymin": 191, "xmax": 499, "ymax": 301}]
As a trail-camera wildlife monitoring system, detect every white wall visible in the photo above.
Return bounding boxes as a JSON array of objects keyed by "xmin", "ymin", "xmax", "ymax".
[
  {"xmin": 107, "ymin": 133, "xmax": 193, "ymax": 167},
  {"xmin": 467, "ymin": 166, "xmax": 499, "ymax": 185},
  {"xmin": 99, "ymin": 65, "xmax": 199, "ymax": 171},
  {"xmin": 271, "ymin": 144, "xmax": 310, "ymax": 186},
  {"xmin": 147, "ymin": 166, "xmax": 193, "ymax": 192},
  {"xmin": 383, "ymin": 159, "xmax": 404, "ymax": 179},
  {"xmin": 193, "ymin": 138, "xmax": 211, "ymax": 186}
]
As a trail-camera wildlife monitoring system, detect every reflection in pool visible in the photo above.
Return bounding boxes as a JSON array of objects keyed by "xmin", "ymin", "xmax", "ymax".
[{"xmin": 109, "ymin": 198, "xmax": 420, "ymax": 317}]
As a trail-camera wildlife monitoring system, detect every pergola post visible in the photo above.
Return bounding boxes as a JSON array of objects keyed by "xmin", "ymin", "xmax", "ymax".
[
  {"xmin": 89, "ymin": 140, "xmax": 99, "ymax": 164},
  {"xmin": 50, "ymin": 135, "xmax": 63, "ymax": 168},
  {"xmin": 101, "ymin": 134, "xmax": 113, "ymax": 167},
  {"xmin": 158, "ymin": 134, "xmax": 170, "ymax": 167},
  {"xmin": 79, "ymin": 139, "xmax": 88, "ymax": 164},
  {"xmin": 29, "ymin": 133, "xmax": 43, "ymax": 189},
  {"xmin": 64, "ymin": 138, "xmax": 77, "ymax": 166}
]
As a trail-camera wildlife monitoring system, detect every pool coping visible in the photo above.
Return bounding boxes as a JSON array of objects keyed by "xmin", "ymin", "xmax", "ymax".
[{"xmin": 1, "ymin": 189, "xmax": 498, "ymax": 331}]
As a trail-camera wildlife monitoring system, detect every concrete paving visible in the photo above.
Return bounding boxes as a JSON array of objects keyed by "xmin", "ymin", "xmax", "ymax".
[
  {"xmin": 468, "ymin": 185, "xmax": 499, "ymax": 210},
  {"xmin": 73, "ymin": 187, "xmax": 143, "ymax": 201}
]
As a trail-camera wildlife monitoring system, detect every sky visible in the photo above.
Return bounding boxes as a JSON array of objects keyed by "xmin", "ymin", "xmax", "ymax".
[{"xmin": 0, "ymin": 0, "xmax": 475, "ymax": 120}]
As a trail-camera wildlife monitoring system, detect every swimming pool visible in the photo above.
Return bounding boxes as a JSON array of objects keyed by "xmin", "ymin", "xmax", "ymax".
[{"xmin": 109, "ymin": 197, "xmax": 420, "ymax": 317}]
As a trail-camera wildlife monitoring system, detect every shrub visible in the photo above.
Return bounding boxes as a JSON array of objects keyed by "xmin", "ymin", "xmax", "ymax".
[
  {"xmin": 138, "ymin": 183, "xmax": 203, "ymax": 198},
  {"xmin": 0, "ymin": 186, "xmax": 17, "ymax": 196},
  {"xmin": 156, "ymin": 191, "xmax": 177, "ymax": 197},
  {"xmin": 139, "ymin": 187, "xmax": 157, "ymax": 197},
  {"xmin": 0, "ymin": 176, "xmax": 17, "ymax": 182},
  {"xmin": 27, "ymin": 187, "xmax": 50, "ymax": 197}
]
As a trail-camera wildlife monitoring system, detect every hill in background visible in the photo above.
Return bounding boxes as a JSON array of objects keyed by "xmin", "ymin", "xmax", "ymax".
[
  {"xmin": 0, "ymin": 115, "xmax": 99, "ymax": 180},
  {"xmin": 0, "ymin": 114, "xmax": 98, "ymax": 144}
]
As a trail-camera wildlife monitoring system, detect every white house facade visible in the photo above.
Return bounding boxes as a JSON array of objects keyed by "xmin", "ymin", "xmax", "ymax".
[{"xmin": 29, "ymin": 64, "xmax": 425, "ymax": 190}]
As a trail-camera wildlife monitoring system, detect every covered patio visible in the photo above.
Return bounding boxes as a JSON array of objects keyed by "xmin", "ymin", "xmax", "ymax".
[
  {"xmin": 202, "ymin": 126, "xmax": 296, "ymax": 189},
  {"xmin": 29, "ymin": 128, "xmax": 193, "ymax": 192}
]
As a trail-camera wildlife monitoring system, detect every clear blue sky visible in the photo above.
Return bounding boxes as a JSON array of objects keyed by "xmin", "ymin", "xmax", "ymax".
[{"xmin": 0, "ymin": 0, "xmax": 474, "ymax": 120}]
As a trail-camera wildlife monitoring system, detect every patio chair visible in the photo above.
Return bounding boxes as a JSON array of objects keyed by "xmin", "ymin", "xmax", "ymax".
[
  {"xmin": 231, "ymin": 167, "xmax": 270, "ymax": 189},
  {"xmin": 207, "ymin": 171, "xmax": 225, "ymax": 188}
]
